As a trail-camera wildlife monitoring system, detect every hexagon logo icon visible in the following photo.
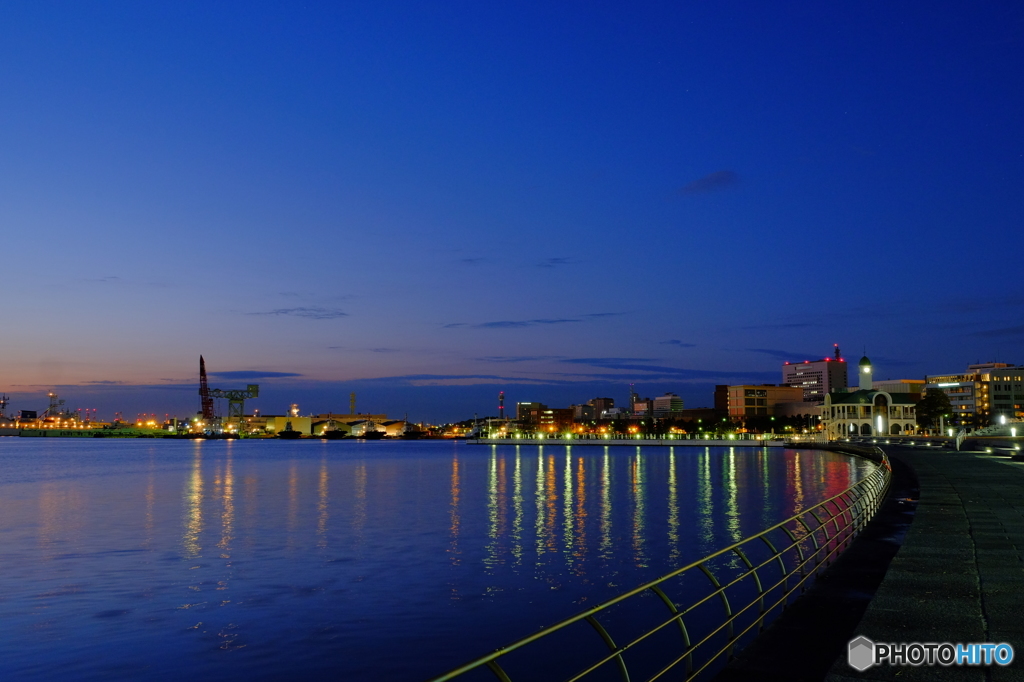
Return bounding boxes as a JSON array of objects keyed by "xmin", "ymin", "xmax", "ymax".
[{"xmin": 848, "ymin": 636, "xmax": 875, "ymax": 671}]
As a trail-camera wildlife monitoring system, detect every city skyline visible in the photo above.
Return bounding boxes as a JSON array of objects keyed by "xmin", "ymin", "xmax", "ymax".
[{"xmin": 3, "ymin": 3, "xmax": 1023, "ymax": 422}]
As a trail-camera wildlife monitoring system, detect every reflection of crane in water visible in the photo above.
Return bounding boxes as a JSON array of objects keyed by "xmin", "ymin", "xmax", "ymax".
[{"xmin": 198, "ymin": 356, "xmax": 259, "ymax": 434}]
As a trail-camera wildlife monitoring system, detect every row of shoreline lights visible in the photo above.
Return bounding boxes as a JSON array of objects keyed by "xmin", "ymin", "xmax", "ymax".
[{"xmin": 500, "ymin": 432, "xmax": 800, "ymax": 441}]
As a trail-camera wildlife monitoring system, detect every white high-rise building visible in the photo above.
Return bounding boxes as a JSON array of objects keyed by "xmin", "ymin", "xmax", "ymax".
[{"xmin": 781, "ymin": 345, "xmax": 849, "ymax": 402}]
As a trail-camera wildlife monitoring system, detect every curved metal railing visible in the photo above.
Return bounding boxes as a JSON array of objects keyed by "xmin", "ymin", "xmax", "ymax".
[{"xmin": 427, "ymin": 448, "xmax": 892, "ymax": 682}]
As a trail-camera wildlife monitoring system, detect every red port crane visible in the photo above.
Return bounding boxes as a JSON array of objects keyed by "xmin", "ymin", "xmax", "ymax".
[{"xmin": 199, "ymin": 355, "xmax": 215, "ymax": 421}]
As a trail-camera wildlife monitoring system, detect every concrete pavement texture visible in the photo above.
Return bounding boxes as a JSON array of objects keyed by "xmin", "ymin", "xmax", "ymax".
[{"xmin": 824, "ymin": 446, "xmax": 1024, "ymax": 682}]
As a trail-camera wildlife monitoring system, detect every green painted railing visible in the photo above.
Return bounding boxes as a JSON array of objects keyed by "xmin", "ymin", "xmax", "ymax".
[{"xmin": 427, "ymin": 448, "xmax": 892, "ymax": 682}]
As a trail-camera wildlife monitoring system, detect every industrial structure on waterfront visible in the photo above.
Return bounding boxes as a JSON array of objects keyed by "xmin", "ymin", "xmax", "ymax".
[{"xmin": 3, "ymin": 345, "xmax": 1023, "ymax": 440}]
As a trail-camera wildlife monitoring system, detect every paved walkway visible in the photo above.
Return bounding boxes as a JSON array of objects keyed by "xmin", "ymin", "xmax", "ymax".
[{"xmin": 826, "ymin": 446, "xmax": 1024, "ymax": 681}]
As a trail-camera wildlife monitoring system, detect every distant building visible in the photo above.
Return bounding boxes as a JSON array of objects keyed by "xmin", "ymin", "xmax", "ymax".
[
  {"xmin": 572, "ymin": 403, "xmax": 595, "ymax": 420},
  {"xmin": 312, "ymin": 419, "xmax": 351, "ymax": 436},
  {"xmin": 264, "ymin": 415, "xmax": 313, "ymax": 435},
  {"xmin": 652, "ymin": 393, "xmax": 684, "ymax": 417},
  {"xmin": 538, "ymin": 408, "xmax": 573, "ymax": 431},
  {"xmin": 516, "ymin": 402, "xmax": 546, "ymax": 424},
  {"xmin": 379, "ymin": 420, "xmax": 409, "ymax": 437},
  {"xmin": 600, "ymin": 407, "xmax": 631, "ymax": 420},
  {"xmin": 726, "ymin": 385, "xmax": 804, "ymax": 418},
  {"xmin": 821, "ymin": 356, "xmax": 917, "ymax": 438},
  {"xmin": 924, "ymin": 363, "xmax": 1021, "ymax": 426},
  {"xmin": 986, "ymin": 366, "xmax": 1024, "ymax": 422},
  {"xmin": 348, "ymin": 420, "xmax": 383, "ymax": 437},
  {"xmin": 925, "ymin": 363, "xmax": 1024, "ymax": 425},
  {"xmin": 571, "ymin": 397, "xmax": 615, "ymax": 422},
  {"xmin": 714, "ymin": 385, "xmax": 729, "ymax": 412},
  {"xmin": 872, "ymin": 380, "xmax": 925, "ymax": 402},
  {"xmin": 773, "ymin": 401, "xmax": 821, "ymax": 418},
  {"xmin": 675, "ymin": 407, "xmax": 722, "ymax": 422},
  {"xmin": 781, "ymin": 346, "xmax": 848, "ymax": 402},
  {"xmin": 313, "ymin": 412, "xmax": 388, "ymax": 423}
]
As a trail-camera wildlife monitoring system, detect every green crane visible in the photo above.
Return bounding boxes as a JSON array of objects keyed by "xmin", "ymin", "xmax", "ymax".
[{"xmin": 208, "ymin": 384, "xmax": 259, "ymax": 435}]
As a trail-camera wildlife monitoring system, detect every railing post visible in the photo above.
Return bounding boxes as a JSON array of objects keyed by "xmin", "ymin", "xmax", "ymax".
[
  {"xmin": 649, "ymin": 585, "xmax": 693, "ymax": 675},
  {"xmin": 698, "ymin": 563, "xmax": 735, "ymax": 657},
  {"xmin": 585, "ymin": 615, "xmax": 631, "ymax": 682}
]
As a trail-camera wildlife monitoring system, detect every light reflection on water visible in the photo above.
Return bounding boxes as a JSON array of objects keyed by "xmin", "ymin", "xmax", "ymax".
[{"xmin": 0, "ymin": 439, "xmax": 869, "ymax": 681}]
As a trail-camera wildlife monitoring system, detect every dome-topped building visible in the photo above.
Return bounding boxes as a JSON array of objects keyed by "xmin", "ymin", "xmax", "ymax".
[
  {"xmin": 822, "ymin": 355, "xmax": 917, "ymax": 439},
  {"xmin": 859, "ymin": 355, "xmax": 873, "ymax": 391}
]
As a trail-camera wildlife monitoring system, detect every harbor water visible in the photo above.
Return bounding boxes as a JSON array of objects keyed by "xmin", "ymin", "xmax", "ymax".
[{"xmin": 0, "ymin": 439, "xmax": 871, "ymax": 681}]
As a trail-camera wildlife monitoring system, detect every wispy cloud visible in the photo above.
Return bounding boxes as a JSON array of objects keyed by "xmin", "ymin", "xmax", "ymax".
[
  {"xmin": 460, "ymin": 257, "xmax": 486, "ymax": 265},
  {"xmin": 538, "ymin": 257, "xmax": 574, "ymax": 268},
  {"xmin": 660, "ymin": 339, "xmax": 696, "ymax": 348},
  {"xmin": 445, "ymin": 312, "xmax": 623, "ymax": 329},
  {"xmin": 250, "ymin": 307, "xmax": 348, "ymax": 320},
  {"xmin": 557, "ymin": 357, "xmax": 776, "ymax": 381},
  {"xmin": 972, "ymin": 325, "xmax": 1024, "ymax": 338},
  {"xmin": 678, "ymin": 170, "xmax": 738, "ymax": 195},
  {"xmin": 562, "ymin": 357, "xmax": 656, "ymax": 368},
  {"xmin": 477, "ymin": 355, "xmax": 563, "ymax": 363},
  {"xmin": 209, "ymin": 370, "xmax": 303, "ymax": 379},
  {"xmin": 83, "ymin": 379, "xmax": 126, "ymax": 385},
  {"xmin": 354, "ymin": 373, "xmax": 562, "ymax": 386},
  {"xmin": 479, "ymin": 318, "xmax": 579, "ymax": 328},
  {"xmin": 740, "ymin": 322, "xmax": 819, "ymax": 330},
  {"xmin": 747, "ymin": 348, "xmax": 820, "ymax": 361}
]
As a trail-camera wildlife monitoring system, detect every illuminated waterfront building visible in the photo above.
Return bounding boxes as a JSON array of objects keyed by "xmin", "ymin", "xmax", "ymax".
[
  {"xmin": 924, "ymin": 363, "xmax": 1023, "ymax": 426},
  {"xmin": 516, "ymin": 402, "xmax": 545, "ymax": 423},
  {"xmin": 539, "ymin": 408, "xmax": 573, "ymax": 431},
  {"xmin": 821, "ymin": 356, "xmax": 917, "ymax": 438},
  {"xmin": 726, "ymin": 385, "xmax": 804, "ymax": 418}
]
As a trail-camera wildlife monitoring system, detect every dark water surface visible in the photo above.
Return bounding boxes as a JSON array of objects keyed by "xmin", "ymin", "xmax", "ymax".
[{"xmin": 0, "ymin": 439, "xmax": 869, "ymax": 681}]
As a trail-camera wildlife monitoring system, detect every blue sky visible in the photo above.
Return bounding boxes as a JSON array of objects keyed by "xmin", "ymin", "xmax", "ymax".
[{"xmin": 3, "ymin": 2, "xmax": 1023, "ymax": 422}]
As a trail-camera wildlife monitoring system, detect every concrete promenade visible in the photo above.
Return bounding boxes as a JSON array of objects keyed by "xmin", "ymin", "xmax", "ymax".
[
  {"xmin": 716, "ymin": 444, "xmax": 1024, "ymax": 681},
  {"xmin": 824, "ymin": 446, "xmax": 1024, "ymax": 681}
]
